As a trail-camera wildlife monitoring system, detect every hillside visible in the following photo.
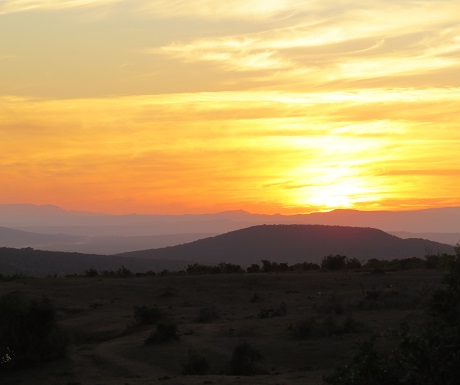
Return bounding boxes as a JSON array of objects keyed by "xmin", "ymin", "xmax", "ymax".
[
  {"xmin": 0, "ymin": 226, "xmax": 215, "ymax": 255},
  {"xmin": 0, "ymin": 248, "xmax": 188, "ymax": 276},
  {"xmin": 120, "ymin": 225, "xmax": 455, "ymax": 266},
  {"xmin": 0, "ymin": 226, "xmax": 83, "ymax": 248}
]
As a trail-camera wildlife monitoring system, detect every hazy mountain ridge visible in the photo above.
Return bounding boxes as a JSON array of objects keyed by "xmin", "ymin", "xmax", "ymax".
[
  {"xmin": 390, "ymin": 231, "xmax": 460, "ymax": 246},
  {"xmin": 0, "ymin": 225, "xmax": 455, "ymax": 276},
  {"xmin": 0, "ymin": 226, "xmax": 216, "ymax": 254},
  {"xmin": 120, "ymin": 224, "xmax": 455, "ymax": 266},
  {"xmin": 2, "ymin": 204, "xmax": 460, "ymax": 236}
]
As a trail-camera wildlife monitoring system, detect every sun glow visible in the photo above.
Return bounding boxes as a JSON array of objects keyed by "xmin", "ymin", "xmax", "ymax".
[
  {"xmin": 1, "ymin": 1, "xmax": 460, "ymax": 214},
  {"xmin": 309, "ymin": 194, "xmax": 352, "ymax": 210}
]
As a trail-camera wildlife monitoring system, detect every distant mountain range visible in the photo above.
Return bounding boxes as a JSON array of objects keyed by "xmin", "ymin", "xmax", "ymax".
[
  {"xmin": 0, "ymin": 225, "xmax": 454, "ymax": 276},
  {"xmin": 0, "ymin": 204, "xmax": 459, "ymax": 255},
  {"xmin": 120, "ymin": 225, "xmax": 455, "ymax": 266},
  {"xmin": 2, "ymin": 204, "xmax": 460, "ymax": 234},
  {"xmin": 0, "ymin": 226, "xmax": 215, "ymax": 255}
]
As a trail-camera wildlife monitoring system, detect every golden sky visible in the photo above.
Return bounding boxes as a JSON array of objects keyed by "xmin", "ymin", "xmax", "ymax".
[{"xmin": 1, "ymin": 0, "xmax": 460, "ymax": 214}]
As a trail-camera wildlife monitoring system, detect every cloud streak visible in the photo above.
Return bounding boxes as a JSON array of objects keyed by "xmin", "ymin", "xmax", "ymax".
[
  {"xmin": 1, "ymin": 86, "xmax": 460, "ymax": 213},
  {"xmin": 2, "ymin": 0, "xmax": 460, "ymax": 213}
]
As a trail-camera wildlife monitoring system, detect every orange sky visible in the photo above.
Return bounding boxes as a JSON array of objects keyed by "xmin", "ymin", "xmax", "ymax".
[{"xmin": 1, "ymin": 1, "xmax": 460, "ymax": 214}]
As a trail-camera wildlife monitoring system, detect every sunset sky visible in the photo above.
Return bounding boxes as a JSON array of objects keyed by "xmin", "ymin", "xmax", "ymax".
[{"xmin": 1, "ymin": 0, "xmax": 460, "ymax": 214}]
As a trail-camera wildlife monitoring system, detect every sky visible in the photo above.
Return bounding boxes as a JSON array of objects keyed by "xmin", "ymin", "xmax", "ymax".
[{"xmin": 1, "ymin": 0, "xmax": 460, "ymax": 215}]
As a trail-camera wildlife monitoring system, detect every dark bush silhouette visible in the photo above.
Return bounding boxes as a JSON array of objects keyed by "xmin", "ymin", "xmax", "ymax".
[
  {"xmin": 133, "ymin": 305, "xmax": 163, "ymax": 325},
  {"xmin": 346, "ymin": 257, "xmax": 362, "ymax": 269},
  {"xmin": 145, "ymin": 319, "xmax": 179, "ymax": 345},
  {"xmin": 258, "ymin": 302, "xmax": 286, "ymax": 319},
  {"xmin": 197, "ymin": 305, "xmax": 220, "ymax": 323},
  {"xmin": 289, "ymin": 262, "xmax": 320, "ymax": 271},
  {"xmin": 182, "ymin": 348, "xmax": 209, "ymax": 375},
  {"xmin": 325, "ymin": 253, "xmax": 460, "ymax": 384},
  {"xmin": 84, "ymin": 268, "xmax": 98, "ymax": 277},
  {"xmin": 186, "ymin": 263, "xmax": 243, "ymax": 275},
  {"xmin": 321, "ymin": 255, "xmax": 348, "ymax": 270},
  {"xmin": 229, "ymin": 342, "xmax": 263, "ymax": 376},
  {"xmin": 247, "ymin": 264, "xmax": 260, "ymax": 273},
  {"xmin": 116, "ymin": 265, "xmax": 133, "ymax": 278},
  {"xmin": 0, "ymin": 292, "xmax": 68, "ymax": 371},
  {"xmin": 292, "ymin": 314, "xmax": 362, "ymax": 340},
  {"xmin": 291, "ymin": 317, "xmax": 317, "ymax": 339}
]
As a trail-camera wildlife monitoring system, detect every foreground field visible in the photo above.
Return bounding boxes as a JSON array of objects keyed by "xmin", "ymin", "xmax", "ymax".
[{"xmin": 0, "ymin": 270, "xmax": 444, "ymax": 385}]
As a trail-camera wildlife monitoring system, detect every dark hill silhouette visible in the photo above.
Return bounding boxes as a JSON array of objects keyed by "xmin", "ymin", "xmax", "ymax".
[
  {"xmin": 0, "ymin": 226, "xmax": 215, "ymax": 255},
  {"xmin": 0, "ymin": 247, "xmax": 189, "ymax": 276},
  {"xmin": 119, "ymin": 225, "xmax": 455, "ymax": 266}
]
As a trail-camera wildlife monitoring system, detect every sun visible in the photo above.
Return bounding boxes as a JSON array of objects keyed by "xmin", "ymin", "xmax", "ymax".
[
  {"xmin": 288, "ymin": 179, "xmax": 378, "ymax": 212},
  {"xmin": 309, "ymin": 194, "xmax": 352, "ymax": 209}
]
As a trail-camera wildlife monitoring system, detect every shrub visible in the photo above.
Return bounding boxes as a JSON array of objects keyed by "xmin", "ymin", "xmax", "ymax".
[
  {"xmin": 84, "ymin": 268, "xmax": 98, "ymax": 277},
  {"xmin": 259, "ymin": 302, "xmax": 287, "ymax": 318},
  {"xmin": 346, "ymin": 258, "xmax": 362, "ymax": 269},
  {"xmin": 218, "ymin": 263, "xmax": 243, "ymax": 274},
  {"xmin": 182, "ymin": 348, "xmax": 209, "ymax": 375},
  {"xmin": 145, "ymin": 320, "xmax": 179, "ymax": 345},
  {"xmin": 0, "ymin": 292, "xmax": 68, "ymax": 371},
  {"xmin": 116, "ymin": 265, "xmax": 133, "ymax": 278},
  {"xmin": 250, "ymin": 292, "xmax": 261, "ymax": 303},
  {"xmin": 133, "ymin": 305, "xmax": 163, "ymax": 325},
  {"xmin": 291, "ymin": 317, "xmax": 317, "ymax": 339},
  {"xmin": 229, "ymin": 342, "xmax": 263, "ymax": 376},
  {"xmin": 325, "ymin": 255, "xmax": 460, "ymax": 385},
  {"xmin": 247, "ymin": 264, "xmax": 260, "ymax": 273},
  {"xmin": 321, "ymin": 255, "xmax": 347, "ymax": 270},
  {"xmin": 197, "ymin": 305, "xmax": 219, "ymax": 323},
  {"xmin": 316, "ymin": 292, "xmax": 345, "ymax": 315}
]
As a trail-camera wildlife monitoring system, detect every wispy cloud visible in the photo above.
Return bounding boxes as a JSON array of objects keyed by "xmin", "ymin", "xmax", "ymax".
[
  {"xmin": 153, "ymin": 1, "xmax": 460, "ymax": 88},
  {"xmin": 0, "ymin": 0, "xmax": 124, "ymax": 14}
]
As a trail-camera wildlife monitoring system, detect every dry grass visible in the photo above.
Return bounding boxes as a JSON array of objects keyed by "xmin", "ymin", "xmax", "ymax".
[{"xmin": 0, "ymin": 269, "xmax": 443, "ymax": 385}]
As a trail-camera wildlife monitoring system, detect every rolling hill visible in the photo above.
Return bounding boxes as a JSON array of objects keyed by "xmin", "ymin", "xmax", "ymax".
[
  {"xmin": 0, "ymin": 247, "xmax": 188, "ymax": 276},
  {"xmin": 0, "ymin": 226, "xmax": 215, "ymax": 255},
  {"xmin": 120, "ymin": 225, "xmax": 455, "ymax": 266}
]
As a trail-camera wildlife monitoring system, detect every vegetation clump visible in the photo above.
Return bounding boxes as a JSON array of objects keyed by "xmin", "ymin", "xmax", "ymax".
[
  {"xmin": 291, "ymin": 314, "xmax": 362, "ymax": 339},
  {"xmin": 182, "ymin": 348, "xmax": 209, "ymax": 375},
  {"xmin": 325, "ymin": 253, "xmax": 460, "ymax": 385},
  {"xmin": 133, "ymin": 305, "xmax": 163, "ymax": 325},
  {"xmin": 0, "ymin": 292, "xmax": 68, "ymax": 371},
  {"xmin": 321, "ymin": 255, "xmax": 362, "ymax": 270},
  {"xmin": 228, "ymin": 342, "xmax": 263, "ymax": 376},
  {"xmin": 197, "ymin": 305, "xmax": 220, "ymax": 323},
  {"xmin": 145, "ymin": 319, "xmax": 179, "ymax": 345},
  {"xmin": 258, "ymin": 302, "xmax": 287, "ymax": 319}
]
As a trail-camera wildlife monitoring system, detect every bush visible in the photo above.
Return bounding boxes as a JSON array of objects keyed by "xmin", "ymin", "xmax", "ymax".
[
  {"xmin": 321, "ymin": 255, "xmax": 348, "ymax": 270},
  {"xmin": 133, "ymin": 305, "xmax": 163, "ymax": 325},
  {"xmin": 182, "ymin": 348, "xmax": 209, "ymax": 375},
  {"xmin": 247, "ymin": 264, "xmax": 261, "ymax": 273},
  {"xmin": 144, "ymin": 320, "xmax": 179, "ymax": 345},
  {"xmin": 229, "ymin": 342, "xmax": 263, "ymax": 376},
  {"xmin": 325, "ymin": 255, "xmax": 460, "ymax": 385},
  {"xmin": 197, "ymin": 305, "xmax": 219, "ymax": 323},
  {"xmin": 258, "ymin": 302, "xmax": 287, "ymax": 319},
  {"xmin": 84, "ymin": 268, "xmax": 98, "ymax": 277},
  {"xmin": 0, "ymin": 292, "xmax": 68, "ymax": 371},
  {"xmin": 291, "ymin": 317, "xmax": 317, "ymax": 339},
  {"xmin": 292, "ymin": 314, "xmax": 363, "ymax": 339}
]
